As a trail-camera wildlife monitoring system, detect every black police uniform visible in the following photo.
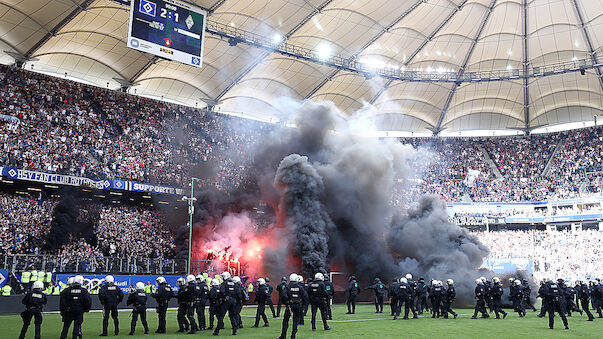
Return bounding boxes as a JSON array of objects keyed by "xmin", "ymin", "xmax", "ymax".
[
  {"xmin": 207, "ymin": 285, "xmax": 220, "ymax": 330},
  {"xmin": 99, "ymin": 282, "xmax": 124, "ymax": 336},
  {"xmin": 394, "ymin": 281, "xmax": 413, "ymax": 320},
  {"xmin": 234, "ymin": 281, "xmax": 248, "ymax": 329},
  {"xmin": 324, "ymin": 277, "xmax": 334, "ymax": 320},
  {"xmin": 537, "ymin": 281, "xmax": 548, "ymax": 317},
  {"xmin": 491, "ymin": 283, "xmax": 507, "ymax": 319},
  {"xmin": 564, "ymin": 285, "xmax": 582, "ymax": 316},
  {"xmin": 521, "ymin": 280, "xmax": 537, "ymax": 312},
  {"xmin": 442, "ymin": 284, "xmax": 457, "ymax": 319},
  {"xmin": 545, "ymin": 281, "xmax": 569, "ymax": 329},
  {"xmin": 18, "ymin": 288, "xmax": 47, "ymax": 339},
  {"xmin": 127, "ymin": 288, "xmax": 149, "ymax": 334},
  {"xmin": 415, "ymin": 279, "xmax": 428, "ymax": 315},
  {"xmin": 278, "ymin": 281, "xmax": 309, "ymax": 339},
  {"xmin": 195, "ymin": 280, "xmax": 209, "ymax": 330},
  {"xmin": 176, "ymin": 284, "xmax": 190, "ymax": 332},
  {"xmin": 59, "ymin": 283, "xmax": 92, "ymax": 339},
  {"xmin": 576, "ymin": 282, "xmax": 595, "ymax": 321},
  {"xmin": 345, "ymin": 278, "xmax": 360, "ymax": 314},
  {"xmin": 472, "ymin": 284, "xmax": 490, "ymax": 319},
  {"xmin": 302, "ymin": 279, "xmax": 310, "ymax": 319},
  {"xmin": 183, "ymin": 282, "xmax": 199, "ymax": 333},
  {"xmin": 307, "ymin": 280, "xmax": 330, "ymax": 331},
  {"xmin": 430, "ymin": 284, "xmax": 443, "ymax": 318},
  {"xmin": 276, "ymin": 279, "xmax": 287, "ymax": 318},
  {"xmin": 266, "ymin": 279, "xmax": 277, "ymax": 318},
  {"xmin": 213, "ymin": 278, "xmax": 243, "ymax": 336},
  {"xmin": 592, "ymin": 282, "xmax": 603, "ymax": 318},
  {"xmin": 151, "ymin": 282, "xmax": 173, "ymax": 333},
  {"xmin": 510, "ymin": 283, "xmax": 525, "ymax": 317},
  {"xmin": 389, "ymin": 280, "xmax": 399, "ymax": 316},
  {"xmin": 368, "ymin": 279, "xmax": 386, "ymax": 313},
  {"xmin": 484, "ymin": 280, "xmax": 494, "ymax": 313},
  {"xmin": 252, "ymin": 283, "xmax": 270, "ymax": 327}
]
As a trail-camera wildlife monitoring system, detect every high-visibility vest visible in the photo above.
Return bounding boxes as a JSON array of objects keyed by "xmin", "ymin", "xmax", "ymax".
[
  {"xmin": 144, "ymin": 285, "xmax": 151, "ymax": 293},
  {"xmin": 52, "ymin": 286, "xmax": 61, "ymax": 295},
  {"xmin": 21, "ymin": 271, "xmax": 31, "ymax": 283},
  {"xmin": 45, "ymin": 272, "xmax": 52, "ymax": 283},
  {"xmin": 248, "ymin": 284, "xmax": 254, "ymax": 292},
  {"xmin": 58, "ymin": 281, "xmax": 66, "ymax": 290},
  {"xmin": 43, "ymin": 287, "xmax": 51, "ymax": 295},
  {"xmin": 1, "ymin": 285, "xmax": 11, "ymax": 296},
  {"xmin": 31, "ymin": 271, "xmax": 38, "ymax": 282}
]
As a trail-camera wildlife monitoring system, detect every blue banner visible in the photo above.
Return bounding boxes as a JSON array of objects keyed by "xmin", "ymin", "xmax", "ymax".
[
  {"xmin": 56, "ymin": 274, "xmax": 182, "ymax": 293},
  {"xmin": 0, "ymin": 269, "xmax": 8, "ymax": 288},
  {"xmin": 505, "ymin": 213, "xmax": 603, "ymax": 224},
  {"xmin": 483, "ymin": 258, "xmax": 533, "ymax": 274},
  {"xmin": 0, "ymin": 167, "xmax": 183, "ymax": 196}
]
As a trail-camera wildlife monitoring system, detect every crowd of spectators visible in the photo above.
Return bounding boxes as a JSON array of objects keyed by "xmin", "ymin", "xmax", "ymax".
[
  {"xmin": 0, "ymin": 193, "xmax": 174, "ymax": 261},
  {"xmin": 474, "ymin": 229, "xmax": 602, "ymax": 282}
]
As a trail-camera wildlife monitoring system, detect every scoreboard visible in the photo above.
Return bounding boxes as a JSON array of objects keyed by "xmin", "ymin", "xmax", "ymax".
[{"xmin": 127, "ymin": 0, "xmax": 206, "ymax": 67}]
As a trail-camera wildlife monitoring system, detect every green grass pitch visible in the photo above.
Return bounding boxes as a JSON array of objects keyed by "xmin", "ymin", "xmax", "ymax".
[{"xmin": 1, "ymin": 304, "xmax": 600, "ymax": 339}]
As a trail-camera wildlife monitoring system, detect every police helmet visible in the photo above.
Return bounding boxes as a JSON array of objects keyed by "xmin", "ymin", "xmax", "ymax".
[
  {"xmin": 136, "ymin": 282, "xmax": 145, "ymax": 290},
  {"xmin": 405, "ymin": 274, "xmax": 412, "ymax": 280},
  {"xmin": 282, "ymin": 276, "xmax": 287, "ymax": 282},
  {"xmin": 74, "ymin": 275, "xmax": 84, "ymax": 285},
  {"xmin": 105, "ymin": 275, "xmax": 114, "ymax": 284},
  {"xmin": 186, "ymin": 275, "xmax": 195, "ymax": 283},
  {"xmin": 475, "ymin": 279, "xmax": 482, "ymax": 285},
  {"xmin": 297, "ymin": 275, "xmax": 304, "ymax": 283},
  {"xmin": 177, "ymin": 277, "xmax": 185, "ymax": 286},
  {"xmin": 156, "ymin": 276, "xmax": 166, "ymax": 284},
  {"xmin": 289, "ymin": 274, "xmax": 298, "ymax": 282},
  {"xmin": 314, "ymin": 273, "xmax": 324, "ymax": 281},
  {"xmin": 233, "ymin": 276, "xmax": 241, "ymax": 284},
  {"xmin": 196, "ymin": 275, "xmax": 204, "ymax": 281},
  {"xmin": 447, "ymin": 279, "xmax": 454, "ymax": 285},
  {"xmin": 492, "ymin": 277, "xmax": 500, "ymax": 283},
  {"xmin": 221, "ymin": 271, "xmax": 231, "ymax": 280},
  {"xmin": 67, "ymin": 277, "xmax": 74, "ymax": 286},
  {"xmin": 265, "ymin": 277, "xmax": 270, "ymax": 283},
  {"xmin": 349, "ymin": 276, "xmax": 356, "ymax": 281},
  {"xmin": 514, "ymin": 280, "xmax": 521, "ymax": 286},
  {"xmin": 258, "ymin": 278, "xmax": 265, "ymax": 285},
  {"xmin": 32, "ymin": 281, "xmax": 44, "ymax": 290},
  {"xmin": 211, "ymin": 279, "xmax": 220, "ymax": 286},
  {"xmin": 399, "ymin": 277, "xmax": 408, "ymax": 284}
]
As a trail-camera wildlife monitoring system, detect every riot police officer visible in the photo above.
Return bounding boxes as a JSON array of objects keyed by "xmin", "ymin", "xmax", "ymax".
[
  {"xmin": 415, "ymin": 277, "xmax": 428, "ymax": 315},
  {"xmin": 389, "ymin": 279, "xmax": 399, "ymax": 316},
  {"xmin": 276, "ymin": 277, "xmax": 287, "ymax": 318},
  {"xmin": 252, "ymin": 278, "xmax": 270, "ymax": 328},
  {"xmin": 176, "ymin": 277, "xmax": 190, "ymax": 333},
  {"xmin": 537, "ymin": 279, "xmax": 549, "ymax": 317},
  {"xmin": 151, "ymin": 276, "xmax": 172, "ymax": 333},
  {"xmin": 195, "ymin": 275, "xmax": 209, "ymax": 331},
  {"xmin": 368, "ymin": 278, "xmax": 386, "ymax": 313},
  {"xmin": 564, "ymin": 281, "xmax": 582, "ymax": 317},
  {"xmin": 442, "ymin": 279, "xmax": 458, "ymax": 319},
  {"xmin": 232, "ymin": 276, "xmax": 248, "ymax": 329},
  {"xmin": 184, "ymin": 275, "xmax": 199, "ymax": 333},
  {"xmin": 521, "ymin": 279, "xmax": 537, "ymax": 312},
  {"xmin": 394, "ymin": 277, "xmax": 413, "ymax": 320},
  {"xmin": 59, "ymin": 275, "xmax": 91, "ymax": 339},
  {"xmin": 207, "ymin": 279, "xmax": 221, "ymax": 330},
  {"xmin": 430, "ymin": 280, "xmax": 444, "ymax": 318},
  {"xmin": 277, "ymin": 273, "xmax": 309, "ymax": 339},
  {"xmin": 472, "ymin": 278, "xmax": 490, "ymax": 319},
  {"xmin": 576, "ymin": 280, "xmax": 595, "ymax": 321},
  {"xmin": 127, "ymin": 282, "xmax": 150, "ymax": 335},
  {"xmin": 213, "ymin": 271, "xmax": 243, "ymax": 336},
  {"xmin": 324, "ymin": 275, "xmax": 334, "ymax": 320},
  {"xmin": 345, "ymin": 276, "xmax": 360, "ymax": 314},
  {"xmin": 545, "ymin": 279, "xmax": 569, "ymax": 329},
  {"xmin": 265, "ymin": 277, "xmax": 277, "ymax": 318},
  {"xmin": 491, "ymin": 277, "xmax": 507, "ymax": 319},
  {"xmin": 99, "ymin": 275, "xmax": 124, "ymax": 336},
  {"xmin": 18, "ymin": 280, "xmax": 47, "ymax": 339},
  {"xmin": 307, "ymin": 273, "xmax": 331, "ymax": 331},
  {"xmin": 511, "ymin": 279, "xmax": 525, "ymax": 317},
  {"xmin": 592, "ymin": 280, "xmax": 603, "ymax": 318}
]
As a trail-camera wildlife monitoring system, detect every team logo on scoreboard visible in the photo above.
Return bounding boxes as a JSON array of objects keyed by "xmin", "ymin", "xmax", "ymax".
[
  {"xmin": 160, "ymin": 48, "xmax": 173, "ymax": 55},
  {"xmin": 163, "ymin": 38, "xmax": 173, "ymax": 47},
  {"xmin": 139, "ymin": 0, "xmax": 157, "ymax": 17},
  {"xmin": 191, "ymin": 57, "xmax": 200, "ymax": 66},
  {"xmin": 130, "ymin": 39, "xmax": 140, "ymax": 48}
]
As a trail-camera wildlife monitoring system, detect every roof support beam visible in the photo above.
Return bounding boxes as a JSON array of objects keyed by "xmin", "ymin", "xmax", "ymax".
[
  {"xmin": 213, "ymin": 0, "xmax": 335, "ymax": 103},
  {"xmin": 522, "ymin": 0, "xmax": 530, "ymax": 131},
  {"xmin": 570, "ymin": 0, "xmax": 603, "ymax": 93},
  {"xmin": 368, "ymin": 0, "xmax": 467, "ymax": 106},
  {"xmin": 24, "ymin": 0, "xmax": 95, "ymax": 58},
  {"xmin": 129, "ymin": 56, "xmax": 160, "ymax": 84},
  {"xmin": 304, "ymin": 0, "xmax": 426, "ymax": 99},
  {"xmin": 433, "ymin": 0, "xmax": 497, "ymax": 135}
]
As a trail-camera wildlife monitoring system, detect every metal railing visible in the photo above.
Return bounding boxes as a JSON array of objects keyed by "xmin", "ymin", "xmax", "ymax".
[{"xmin": 1, "ymin": 254, "xmax": 188, "ymax": 275}]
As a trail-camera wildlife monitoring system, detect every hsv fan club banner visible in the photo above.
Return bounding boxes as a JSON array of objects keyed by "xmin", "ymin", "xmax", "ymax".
[{"xmin": 56, "ymin": 274, "xmax": 181, "ymax": 293}]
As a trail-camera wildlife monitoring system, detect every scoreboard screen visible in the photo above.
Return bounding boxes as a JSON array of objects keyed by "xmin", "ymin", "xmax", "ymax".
[{"xmin": 127, "ymin": 0, "xmax": 206, "ymax": 67}]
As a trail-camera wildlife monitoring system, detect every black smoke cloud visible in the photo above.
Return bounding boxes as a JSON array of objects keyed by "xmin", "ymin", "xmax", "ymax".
[
  {"xmin": 44, "ymin": 188, "xmax": 98, "ymax": 251},
  {"xmin": 184, "ymin": 100, "xmax": 496, "ymax": 303}
]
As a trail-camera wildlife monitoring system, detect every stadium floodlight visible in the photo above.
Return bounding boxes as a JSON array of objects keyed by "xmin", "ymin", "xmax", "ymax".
[
  {"xmin": 273, "ymin": 33, "xmax": 283, "ymax": 44},
  {"xmin": 317, "ymin": 43, "xmax": 331, "ymax": 61}
]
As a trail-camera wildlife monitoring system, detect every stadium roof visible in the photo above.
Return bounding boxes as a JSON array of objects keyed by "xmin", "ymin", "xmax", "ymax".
[{"xmin": 1, "ymin": 0, "xmax": 602, "ymax": 135}]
